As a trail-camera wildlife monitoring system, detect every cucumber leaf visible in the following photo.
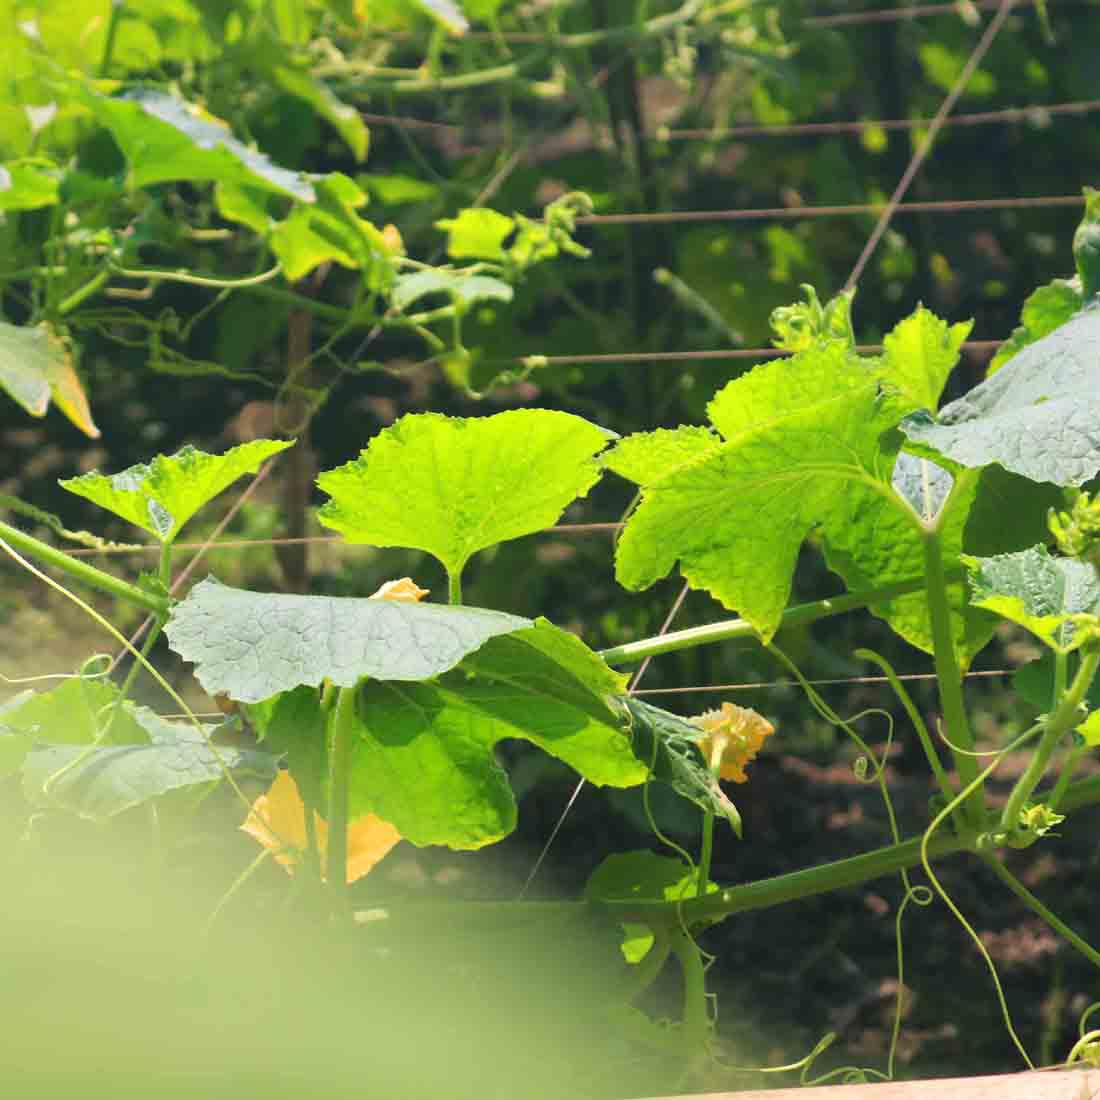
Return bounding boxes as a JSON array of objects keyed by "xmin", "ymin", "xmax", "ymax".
[
  {"xmin": 60, "ymin": 439, "xmax": 293, "ymax": 544},
  {"xmin": 165, "ymin": 576, "xmax": 531, "ymax": 702},
  {"xmin": 316, "ymin": 411, "xmax": 614, "ymax": 580}
]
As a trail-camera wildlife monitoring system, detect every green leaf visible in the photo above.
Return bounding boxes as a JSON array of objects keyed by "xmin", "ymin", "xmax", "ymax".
[
  {"xmin": 988, "ymin": 280, "xmax": 1082, "ymax": 374},
  {"xmin": 270, "ymin": 173, "xmax": 397, "ymax": 283},
  {"xmin": 79, "ymin": 86, "xmax": 315, "ymax": 199},
  {"xmin": 343, "ymin": 620, "xmax": 643, "ymax": 847},
  {"xmin": 880, "ymin": 307, "xmax": 972, "ymax": 412},
  {"xmin": 962, "ymin": 465, "xmax": 1066, "ymax": 558},
  {"xmin": 0, "ymin": 159, "xmax": 59, "ymax": 210},
  {"xmin": 316, "ymin": 411, "xmax": 613, "ymax": 580},
  {"xmin": 615, "ymin": 697, "xmax": 742, "ymax": 836},
  {"xmin": 392, "ymin": 270, "xmax": 513, "ymax": 311},
  {"xmin": 603, "ymin": 426, "xmax": 719, "ymax": 486},
  {"xmin": 585, "ymin": 850, "xmax": 712, "ymax": 903},
  {"xmin": 22, "ymin": 707, "xmax": 278, "ymax": 822},
  {"xmin": 1013, "ymin": 651, "xmax": 1100, "ymax": 712},
  {"xmin": 617, "ymin": 306, "xmax": 984, "ymax": 654},
  {"xmin": 769, "ymin": 285, "xmax": 855, "ymax": 352},
  {"xmin": 435, "ymin": 208, "xmax": 515, "ymax": 261},
  {"xmin": 965, "ymin": 545, "xmax": 1100, "ymax": 653},
  {"xmin": 267, "ymin": 63, "xmax": 369, "ymax": 162},
  {"xmin": 165, "ymin": 577, "xmax": 531, "ymax": 703},
  {"xmin": 214, "ymin": 182, "xmax": 272, "ymax": 234},
  {"xmin": 60, "ymin": 439, "xmax": 292, "ymax": 544},
  {"xmin": 1077, "ymin": 709, "xmax": 1100, "ymax": 747},
  {"xmin": 902, "ymin": 302, "xmax": 1100, "ymax": 487},
  {"xmin": 0, "ymin": 321, "xmax": 100, "ymax": 438},
  {"xmin": 243, "ymin": 685, "xmax": 326, "ymax": 809},
  {"xmin": 0, "ymin": 677, "xmax": 148, "ymax": 750},
  {"xmin": 616, "ymin": 342, "xmax": 895, "ymax": 640}
]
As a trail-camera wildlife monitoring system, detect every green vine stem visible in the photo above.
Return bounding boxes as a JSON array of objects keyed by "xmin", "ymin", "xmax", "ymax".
[
  {"xmin": 670, "ymin": 925, "xmax": 709, "ymax": 1051},
  {"xmin": 920, "ymin": 474, "xmax": 984, "ymax": 828},
  {"xmin": 999, "ymin": 648, "xmax": 1100, "ymax": 834},
  {"xmin": 448, "ymin": 570, "xmax": 463, "ymax": 606},
  {"xmin": 0, "ymin": 518, "xmax": 170, "ymax": 617},
  {"xmin": 981, "ymin": 854, "xmax": 1100, "ymax": 969},
  {"xmin": 598, "ymin": 574, "xmax": 951, "ymax": 667},
  {"xmin": 325, "ymin": 685, "xmax": 357, "ymax": 908}
]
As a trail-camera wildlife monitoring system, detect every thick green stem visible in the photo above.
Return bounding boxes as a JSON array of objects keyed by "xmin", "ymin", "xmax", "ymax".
[
  {"xmin": 670, "ymin": 926, "xmax": 709, "ymax": 1050},
  {"xmin": 326, "ymin": 686, "xmax": 357, "ymax": 907},
  {"xmin": 1000, "ymin": 649, "xmax": 1100, "ymax": 833},
  {"xmin": 600, "ymin": 828, "xmax": 974, "ymax": 928},
  {"xmin": 921, "ymin": 512, "xmax": 983, "ymax": 828},
  {"xmin": 599, "ymin": 575, "xmax": 944, "ymax": 667},
  {"xmin": 0, "ymin": 519, "xmax": 170, "ymax": 617},
  {"xmin": 57, "ymin": 270, "xmax": 110, "ymax": 316},
  {"xmin": 98, "ymin": 0, "xmax": 123, "ymax": 76},
  {"xmin": 448, "ymin": 570, "xmax": 463, "ymax": 606}
]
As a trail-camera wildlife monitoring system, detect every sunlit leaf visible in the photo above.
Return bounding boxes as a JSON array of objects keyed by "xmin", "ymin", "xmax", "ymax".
[
  {"xmin": 965, "ymin": 545, "xmax": 1100, "ymax": 653},
  {"xmin": 79, "ymin": 86, "xmax": 315, "ymax": 199},
  {"xmin": 0, "ymin": 322, "xmax": 99, "ymax": 437},
  {"xmin": 0, "ymin": 159, "xmax": 59, "ymax": 210},
  {"xmin": 603, "ymin": 426, "xmax": 719, "ymax": 487},
  {"xmin": 988, "ymin": 279, "xmax": 1082, "ymax": 374},
  {"xmin": 60, "ymin": 439, "xmax": 293, "ymax": 543},
  {"xmin": 165, "ymin": 576, "xmax": 531, "ymax": 702},
  {"xmin": 316, "ymin": 410, "xmax": 613, "ymax": 580},
  {"xmin": 391, "ymin": 270, "xmax": 513, "ymax": 311},
  {"xmin": 435, "ymin": 207, "xmax": 514, "ymax": 261}
]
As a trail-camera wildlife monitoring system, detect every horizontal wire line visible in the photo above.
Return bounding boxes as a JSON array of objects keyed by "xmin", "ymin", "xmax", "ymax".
[
  {"xmin": 805, "ymin": 0, "xmax": 1048, "ymax": 27},
  {"xmin": 358, "ymin": 0, "xmax": 1051, "ymax": 40},
  {"xmin": 575, "ymin": 193, "xmax": 1084, "ymax": 226},
  {"xmin": 630, "ymin": 669, "xmax": 1013, "ymax": 694},
  {"xmin": 521, "ymin": 339, "xmax": 1003, "ymax": 367},
  {"xmin": 660, "ymin": 98, "xmax": 1100, "ymax": 141}
]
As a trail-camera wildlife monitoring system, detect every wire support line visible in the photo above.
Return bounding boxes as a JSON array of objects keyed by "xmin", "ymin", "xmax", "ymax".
[
  {"xmin": 844, "ymin": 0, "xmax": 1019, "ymax": 288},
  {"xmin": 575, "ymin": 193, "xmax": 1084, "ymax": 226},
  {"xmin": 521, "ymin": 340, "xmax": 1003, "ymax": 367},
  {"xmin": 56, "ymin": 523, "xmax": 626, "ymax": 557},
  {"xmin": 806, "ymin": 0, "xmax": 1048, "ymax": 27},
  {"xmin": 629, "ymin": 669, "xmax": 1013, "ymax": 695},
  {"xmin": 661, "ymin": 98, "xmax": 1100, "ymax": 142}
]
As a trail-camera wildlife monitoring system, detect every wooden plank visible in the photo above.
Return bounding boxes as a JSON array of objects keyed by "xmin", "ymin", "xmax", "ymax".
[{"xmin": 656, "ymin": 1068, "xmax": 1100, "ymax": 1100}]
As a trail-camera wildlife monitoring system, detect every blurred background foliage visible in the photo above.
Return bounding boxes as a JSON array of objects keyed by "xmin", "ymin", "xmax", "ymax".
[{"xmin": 3, "ymin": 0, "xmax": 1100, "ymax": 1084}]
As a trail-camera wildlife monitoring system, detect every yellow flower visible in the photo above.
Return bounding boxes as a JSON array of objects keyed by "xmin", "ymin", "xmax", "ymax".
[
  {"xmin": 689, "ymin": 702, "xmax": 774, "ymax": 784},
  {"xmin": 369, "ymin": 577, "xmax": 429, "ymax": 602},
  {"xmin": 241, "ymin": 771, "xmax": 401, "ymax": 884}
]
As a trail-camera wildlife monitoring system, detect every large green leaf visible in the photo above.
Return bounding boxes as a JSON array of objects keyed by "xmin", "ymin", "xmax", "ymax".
[
  {"xmin": 0, "ymin": 321, "xmax": 99, "ymax": 438},
  {"xmin": 342, "ymin": 620, "xmax": 643, "ymax": 847},
  {"xmin": 60, "ymin": 439, "xmax": 293, "ymax": 543},
  {"xmin": 22, "ymin": 706, "xmax": 277, "ymax": 822},
  {"xmin": 902, "ymin": 302, "xmax": 1100, "ymax": 487},
  {"xmin": 615, "ymin": 307, "xmax": 987, "ymax": 654},
  {"xmin": 79, "ymin": 86, "xmax": 315, "ymax": 199},
  {"xmin": 165, "ymin": 577, "xmax": 531, "ymax": 702},
  {"xmin": 316, "ymin": 410, "xmax": 614, "ymax": 579},
  {"xmin": 603, "ymin": 426, "xmax": 719, "ymax": 487},
  {"xmin": 965, "ymin": 545, "xmax": 1100, "ymax": 653},
  {"xmin": 0, "ymin": 159, "xmax": 59, "ymax": 210}
]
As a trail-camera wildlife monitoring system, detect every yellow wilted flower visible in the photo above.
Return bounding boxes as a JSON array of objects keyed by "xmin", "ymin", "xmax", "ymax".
[
  {"xmin": 369, "ymin": 577, "xmax": 428, "ymax": 602},
  {"xmin": 242, "ymin": 771, "xmax": 401, "ymax": 884},
  {"xmin": 689, "ymin": 702, "xmax": 774, "ymax": 784}
]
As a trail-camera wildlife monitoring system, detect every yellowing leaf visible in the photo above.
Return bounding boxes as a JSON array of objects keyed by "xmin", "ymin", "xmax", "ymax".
[
  {"xmin": 242, "ymin": 770, "xmax": 401, "ymax": 884},
  {"xmin": 689, "ymin": 702, "xmax": 774, "ymax": 783}
]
